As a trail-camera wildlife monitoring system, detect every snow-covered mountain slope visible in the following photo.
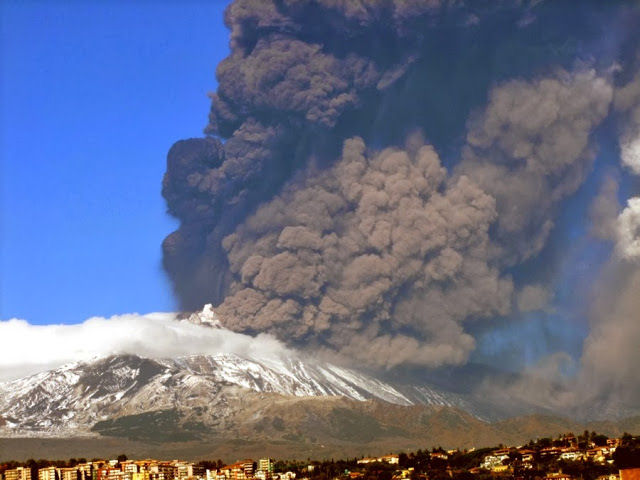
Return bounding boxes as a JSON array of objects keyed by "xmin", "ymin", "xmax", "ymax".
[
  {"xmin": 0, "ymin": 305, "xmax": 473, "ymax": 436},
  {"xmin": 0, "ymin": 352, "xmax": 471, "ymax": 436}
]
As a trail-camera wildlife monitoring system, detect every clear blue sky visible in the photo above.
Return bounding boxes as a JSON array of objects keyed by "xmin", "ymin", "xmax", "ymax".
[{"xmin": 1, "ymin": 0, "xmax": 230, "ymax": 325}]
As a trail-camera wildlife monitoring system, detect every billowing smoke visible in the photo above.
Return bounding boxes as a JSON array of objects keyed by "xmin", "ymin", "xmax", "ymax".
[
  {"xmin": 162, "ymin": 0, "xmax": 640, "ymax": 375},
  {"xmin": 457, "ymin": 70, "xmax": 613, "ymax": 263},
  {"xmin": 218, "ymin": 137, "xmax": 511, "ymax": 368},
  {"xmin": 516, "ymin": 284, "xmax": 553, "ymax": 313},
  {"xmin": 589, "ymin": 175, "xmax": 620, "ymax": 241},
  {"xmin": 475, "ymin": 73, "xmax": 640, "ymax": 418}
]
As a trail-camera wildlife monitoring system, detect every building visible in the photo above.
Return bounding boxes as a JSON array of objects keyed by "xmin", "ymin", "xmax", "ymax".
[
  {"xmin": 431, "ymin": 452, "xmax": 449, "ymax": 461},
  {"xmin": 357, "ymin": 455, "xmax": 399, "ymax": 465},
  {"xmin": 255, "ymin": 459, "xmax": 274, "ymax": 480},
  {"xmin": 597, "ymin": 474, "xmax": 619, "ymax": 480},
  {"xmin": 58, "ymin": 468, "xmax": 79, "ymax": 480},
  {"xmin": 219, "ymin": 461, "xmax": 253, "ymax": 480},
  {"xmin": 518, "ymin": 449, "xmax": 535, "ymax": 464},
  {"xmin": 481, "ymin": 449, "xmax": 510, "ymax": 470},
  {"xmin": 39, "ymin": 467, "xmax": 58, "ymax": 480},
  {"xmin": 121, "ymin": 464, "xmax": 139, "ymax": 476},
  {"xmin": 5, "ymin": 469, "xmax": 32, "ymax": 480},
  {"xmin": 97, "ymin": 468, "xmax": 126, "ymax": 480},
  {"xmin": 559, "ymin": 450, "xmax": 585, "ymax": 462},
  {"xmin": 257, "ymin": 460, "xmax": 273, "ymax": 475},
  {"xmin": 174, "ymin": 464, "xmax": 193, "ymax": 480},
  {"xmin": 587, "ymin": 447, "xmax": 611, "ymax": 464},
  {"xmin": 620, "ymin": 468, "xmax": 640, "ymax": 480},
  {"xmin": 396, "ymin": 469, "xmax": 414, "ymax": 479},
  {"xmin": 545, "ymin": 473, "xmax": 573, "ymax": 480},
  {"xmin": 77, "ymin": 464, "xmax": 94, "ymax": 480},
  {"xmin": 274, "ymin": 473, "xmax": 295, "ymax": 480},
  {"xmin": 156, "ymin": 465, "xmax": 177, "ymax": 480},
  {"xmin": 379, "ymin": 455, "xmax": 399, "ymax": 465},
  {"xmin": 540, "ymin": 448, "xmax": 562, "ymax": 458},
  {"xmin": 492, "ymin": 465, "xmax": 511, "ymax": 473}
]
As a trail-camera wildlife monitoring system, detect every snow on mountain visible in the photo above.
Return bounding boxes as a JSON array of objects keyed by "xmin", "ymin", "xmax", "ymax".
[
  {"xmin": 0, "ymin": 352, "xmax": 468, "ymax": 437},
  {"xmin": 0, "ymin": 306, "xmax": 472, "ymax": 436}
]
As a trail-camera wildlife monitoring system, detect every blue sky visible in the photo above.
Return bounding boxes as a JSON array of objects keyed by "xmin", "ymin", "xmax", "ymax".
[{"xmin": 1, "ymin": 0, "xmax": 230, "ymax": 325}]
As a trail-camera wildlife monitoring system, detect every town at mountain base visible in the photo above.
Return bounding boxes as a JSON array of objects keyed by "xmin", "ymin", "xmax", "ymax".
[{"xmin": 1, "ymin": 432, "xmax": 639, "ymax": 480}]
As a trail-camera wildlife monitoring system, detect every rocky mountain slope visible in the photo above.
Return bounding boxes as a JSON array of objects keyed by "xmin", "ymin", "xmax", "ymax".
[
  {"xmin": 0, "ymin": 304, "xmax": 478, "ymax": 438},
  {"xmin": 1, "ymin": 306, "xmax": 637, "ymax": 457},
  {"xmin": 0, "ymin": 351, "xmax": 470, "ymax": 437}
]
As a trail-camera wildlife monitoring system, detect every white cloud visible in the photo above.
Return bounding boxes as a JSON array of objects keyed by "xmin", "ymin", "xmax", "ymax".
[
  {"xmin": 620, "ymin": 132, "xmax": 640, "ymax": 175},
  {"xmin": 615, "ymin": 197, "xmax": 640, "ymax": 261},
  {"xmin": 0, "ymin": 312, "xmax": 293, "ymax": 382}
]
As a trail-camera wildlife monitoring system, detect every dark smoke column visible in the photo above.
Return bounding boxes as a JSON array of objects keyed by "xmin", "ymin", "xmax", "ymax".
[
  {"xmin": 161, "ymin": 0, "xmax": 461, "ymax": 310},
  {"xmin": 162, "ymin": 0, "xmax": 636, "ymax": 368}
]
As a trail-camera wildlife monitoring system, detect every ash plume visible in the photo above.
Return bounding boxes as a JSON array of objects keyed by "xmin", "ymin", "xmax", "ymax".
[
  {"xmin": 162, "ymin": 0, "xmax": 640, "ymax": 372},
  {"xmin": 589, "ymin": 175, "xmax": 620, "ymax": 241},
  {"xmin": 457, "ymin": 70, "xmax": 613, "ymax": 263},
  {"xmin": 218, "ymin": 137, "xmax": 512, "ymax": 368}
]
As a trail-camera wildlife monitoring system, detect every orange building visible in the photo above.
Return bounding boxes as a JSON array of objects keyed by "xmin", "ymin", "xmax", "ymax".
[{"xmin": 620, "ymin": 468, "xmax": 640, "ymax": 480}]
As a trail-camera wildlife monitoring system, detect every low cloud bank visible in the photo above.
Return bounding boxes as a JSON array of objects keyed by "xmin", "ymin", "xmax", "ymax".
[{"xmin": 0, "ymin": 312, "xmax": 291, "ymax": 382}]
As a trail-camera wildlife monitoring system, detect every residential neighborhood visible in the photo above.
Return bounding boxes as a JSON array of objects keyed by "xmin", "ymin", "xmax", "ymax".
[
  {"xmin": 1, "ymin": 458, "xmax": 289, "ymax": 480},
  {"xmin": 1, "ymin": 431, "xmax": 639, "ymax": 480}
]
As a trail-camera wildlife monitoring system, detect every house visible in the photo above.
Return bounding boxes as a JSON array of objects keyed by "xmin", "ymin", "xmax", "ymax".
[
  {"xmin": 597, "ymin": 474, "xmax": 619, "ymax": 480},
  {"xmin": 274, "ymin": 472, "xmax": 295, "ymax": 480},
  {"xmin": 492, "ymin": 465, "xmax": 510, "ymax": 473},
  {"xmin": 357, "ymin": 455, "xmax": 399, "ymax": 465},
  {"xmin": 620, "ymin": 468, "xmax": 640, "ymax": 480},
  {"xmin": 518, "ymin": 449, "xmax": 535, "ymax": 464},
  {"xmin": 545, "ymin": 473, "xmax": 573, "ymax": 480},
  {"xmin": 540, "ymin": 448, "xmax": 562, "ymax": 458},
  {"xmin": 559, "ymin": 449, "xmax": 584, "ymax": 462},
  {"xmin": 395, "ymin": 468, "xmax": 414, "ymax": 479},
  {"xmin": 587, "ymin": 448, "xmax": 609, "ymax": 464},
  {"xmin": 481, "ymin": 449, "xmax": 510, "ymax": 470},
  {"xmin": 380, "ymin": 455, "xmax": 400, "ymax": 465},
  {"xmin": 430, "ymin": 452, "xmax": 449, "ymax": 461}
]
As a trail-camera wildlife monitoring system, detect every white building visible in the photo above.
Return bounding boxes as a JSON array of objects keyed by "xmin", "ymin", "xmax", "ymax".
[{"xmin": 481, "ymin": 449, "xmax": 510, "ymax": 470}]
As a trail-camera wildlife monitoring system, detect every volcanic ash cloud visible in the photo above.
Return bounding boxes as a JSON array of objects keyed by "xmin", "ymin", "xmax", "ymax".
[
  {"xmin": 217, "ymin": 137, "xmax": 512, "ymax": 368},
  {"xmin": 161, "ymin": 0, "xmax": 628, "ymax": 371}
]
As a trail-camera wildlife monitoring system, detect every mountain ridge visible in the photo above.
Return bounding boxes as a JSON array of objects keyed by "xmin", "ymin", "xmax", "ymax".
[{"xmin": 0, "ymin": 352, "xmax": 471, "ymax": 437}]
